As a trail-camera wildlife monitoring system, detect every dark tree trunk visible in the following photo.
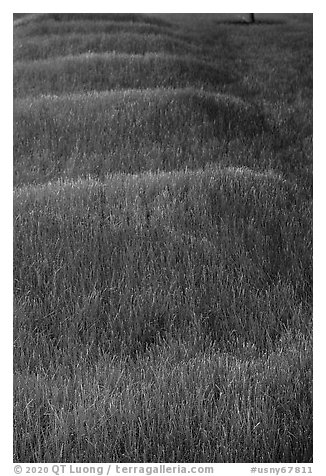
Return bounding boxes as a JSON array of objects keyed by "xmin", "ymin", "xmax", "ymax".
[{"xmin": 249, "ymin": 13, "xmax": 255, "ymax": 23}]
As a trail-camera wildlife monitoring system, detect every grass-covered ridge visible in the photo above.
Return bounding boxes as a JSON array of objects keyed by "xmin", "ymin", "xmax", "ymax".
[
  {"xmin": 14, "ymin": 88, "xmax": 271, "ymax": 185},
  {"xmin": 14, "ymin": 18, "xmax": 178, "ymax": 39},
  {"xmin": 14, "ymin": 331, "xmax": 312, "ymax": 463},
  {"xmin": 14, "ymin": 32, "xmax": 204, "ymax": 62},
  {"xmin": 37, "ymin": 13, "xmax": 173, "ymax": 26},
  {"xmin": 14, "ymin": 167, "xmax": 312, "ymax": 462},
  {"xmin": 13, "ymin": 13, "xmax": 313, "ymax": 463},
  {"xmin": 14, "ymin": 52, "xmax": 235, "ymax": 98},
  {"xmin": 14, "ymin": 13, "xmax": 172, "ymax": 28},
  {"xmin": 14, "ymin": 167, "xmax": 312, "ymax": 355}
]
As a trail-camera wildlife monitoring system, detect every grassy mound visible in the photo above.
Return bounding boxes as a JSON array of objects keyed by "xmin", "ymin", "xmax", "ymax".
[
  {"xmin": 14, "ymin": 19, "xmax": 178, "ymax": 39},
  {"xmin": 14, "ymin": 167, "xmax": 312, "ymax": 358},
  {"xmin": 13, "ymin": 13, "xmax": 313, "ymax": 464},
  {"xmin": 39, "ymin": 13, "xmax": 172, "ymax": 26},
  {"xmin": 14, "ymin": 88, "xmax": 269, "ymax": 185},
  {"xmin": 14, "ymin": 13, "xmax": 172, "ymax": 28},
  {"xmin": 13, "ymin": 32, "xmax": 204, "ymax": 62},
  {"xmin": 14, "ymin": 331, "xmax": 312, "ymax": 462},
  {"xmin": 13, "ymin": 166, "xmax": 312, "ymax": 463},
  {"xmin": 14, "ymin": 52, "xmax": 235, "ymax": 98}
]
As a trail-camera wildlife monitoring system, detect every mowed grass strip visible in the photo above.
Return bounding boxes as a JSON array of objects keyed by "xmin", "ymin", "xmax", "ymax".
[
  {"xmin": 13, "ymin": 52, "xmax": 236, "ymax": 98},
  {"xmin": 14, "ymin": 331, "xmax": 312, "ymax": 463},
  {"xmin": 14, "ymin": 167, "xmax": 312, "ymax": 360},
  {"xmin": 13, "ymin": 32, "xmax": 204, "ymax": 62},
  {"xmin": 14, "ymin": 88, "xmax": 269, "ymax": 185}
]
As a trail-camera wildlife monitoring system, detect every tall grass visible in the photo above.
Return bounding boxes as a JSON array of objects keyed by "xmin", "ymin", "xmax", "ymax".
[
  {"xmin": 14, "ymin": 52, "xmax": 235, "ymax": 98},
  {"xmin": 15, "ymin": 87, "xmax": 311, "ymax": 190},
  {"xmin": 14, "ymin": 331, "xmax": 312, "ymax": 463},
  {"xmin": 14, "ymin": 19, "xmax": 178, "ymax": 39},
  {"xmin": 14, "ymin": 88, "xmax": 271, "ymax": 185},
  {"xmin": 41, "ymin": 13, "xmax": 172, "ymax": 27},
  {"xmin": 14, "ymin": 167, "xmax": 312, "ymax": 462},
  {"xmin": 13, "ymin": 13, "xmax": 313, "ymax": 464},
  {"xmin": 13, "ymin": 32, "xmax": 204, "ymax": 62},
  {"xmin": 14, "ymin": 168, "xmax": 312, "ymax": 355},
  {"xmin": 14, "ymin": 13, "xmax": 172, "ymax": 28}
]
